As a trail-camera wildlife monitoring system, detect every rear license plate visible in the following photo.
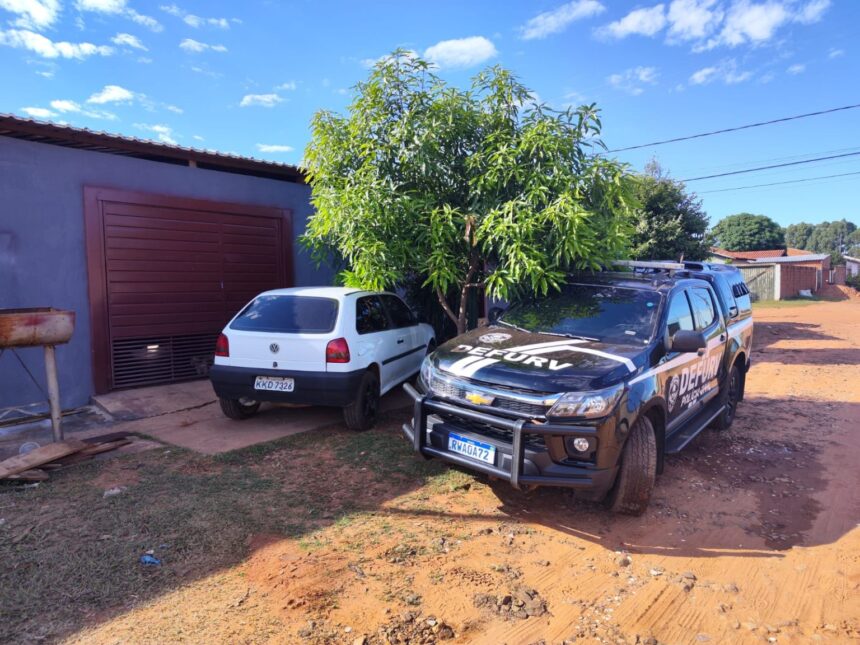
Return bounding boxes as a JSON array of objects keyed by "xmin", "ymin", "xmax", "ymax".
[
  {"xmin": 254, "ymin": 376, "xmax": 294, "ymax": 392},
  {"xmin": 447, "ymin": 432, "xmax": 495, "ymax": 465}
]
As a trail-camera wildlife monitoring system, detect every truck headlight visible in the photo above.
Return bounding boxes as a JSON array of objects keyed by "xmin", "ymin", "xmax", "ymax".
[
  {"xmin": 420, "ymin": 356, "xmax": 433, "ymax": 389},
  {"xmin": 548, "ymin": 384, "xmax": 624, "ymax": 419}
]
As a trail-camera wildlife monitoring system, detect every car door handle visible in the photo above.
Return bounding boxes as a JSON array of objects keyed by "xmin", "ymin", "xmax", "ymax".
[
  {"xmin": 397, "ymin": 338, "xmax": 405, "ymax": 344},
  {"xmin": 720, "ymin": 334, "xmax": 726, "ymax": 342}
]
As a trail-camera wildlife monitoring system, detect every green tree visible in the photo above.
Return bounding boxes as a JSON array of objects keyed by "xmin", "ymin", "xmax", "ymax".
[
  {"xmin": 630, "ymin": 161, "xmax": 710, "ymax": 261},
  {"xmin": 708, "ymin": 213, "xmax": 785, "ymax": 251},
  {"xmin": 784, "ymin": 222, "xmax": 815, "ymax": 250},
  {"xmin": 301, "ymin": 52, "xmax": 637, "ymax": 333},
  {"xmin": 806, "ymin": 219, "xmax": 857, "ymax": 264}
]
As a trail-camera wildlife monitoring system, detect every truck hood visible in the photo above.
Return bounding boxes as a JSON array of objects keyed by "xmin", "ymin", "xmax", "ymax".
[{"xmin": 430, "ymin": 325, "xmax": 650, "ymax": 393}]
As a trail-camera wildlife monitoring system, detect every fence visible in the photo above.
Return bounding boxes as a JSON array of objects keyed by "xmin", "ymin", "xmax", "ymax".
[{"xmin": 737, "ymin": 264, "xmax": 776, "ymax": 302}]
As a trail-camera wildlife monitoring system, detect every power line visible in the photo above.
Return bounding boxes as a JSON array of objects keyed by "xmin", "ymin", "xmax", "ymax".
[
  {"xmin": 681, "ymin": 151, "xmax": 860, "ymax": 182},
  {"xmin": 607, "ymin": 103, "xmax": 860, "ymax": 153},
  {"xmin": 697, "ymin": 170, "xmax": 860, "ymax": 194}
]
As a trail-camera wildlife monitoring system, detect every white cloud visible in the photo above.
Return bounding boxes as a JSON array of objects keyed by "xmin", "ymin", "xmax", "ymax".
[
  {"xmin": 600, "ymin": 4, "xmax": 667, "ymax": 39},
  {"xmin": 0, "ymin": 28, "xmax": 113, "ymax": 58},
  {"xmin": 697, "ymin": 0, "xmax": 794, "ymax": 50},
  {"xmin": 87, "ymin": 84, "xmax": 134, "ymax": 103},
  {"xmin": 192, "ymin": 134, "xmax": 204, "ymax": 141},
  {"xmin": 111, "ymin": 32, "xmax": 146, "ymax": 50},
  {"xmin": 160, "ymin": 4, "xmax": 232, "ymax": 29},
  {"xmin": 21, "ymin": 106, "xmax": 55, "ymax": 118},
  {"xmin": 794, "ymin": 0, "xmax": 830, "ymax": 24},
  {"xmin": 689, "ymin": 58, "xmax": 753, "ymax": 84},
  {"xmin": 165, "ymin": 104, "xmax": 183, "ymax": 113},
  {"xmin": 0, "ymin": 0, "xmax": 60, "ymax": 30},
  {"xmin": 48, "ymin": 97, "xmax": 116, "ymax": 118},
  {"xmin": 423, "ymin": 36, "xmax": 497, "ymax": 69},
  {"xmin": 239, "ymin": 93, "xmax": 283, "ymax": 108},
  {"xmin": 667, "ymin": 0, "xmax": 723, "ymax": 41},
  {"xmin": 607, "ymin": 66, "xmax": 658, "ymax": 94},
  {"xmin": 276, "ymin": 80, "xmax": 297, "ymax": 91},
  {"xmin": 256, "ymin": 143, "xmax": 294, "ymax": 153},
  {"xmin": 520, "ymin": 0, "xmax": 605, "ymax": 40},
  {"xmin": 179, "ymin": 37, "xmax": 227, "ymax": 53},
  {"xmin": 828, "ymin": 47, "xmax": 844, "ymax": 59},
  {"xmin": 75, "ymin": 0, "xmax": 162, "ymax": 32},
  {"xmin": 787, "ymin": 62, "xmax": 805, "ymax": 74},
  {"xmin": 134, "ymin": 122, "xmax": 177, "ymax": 145}
]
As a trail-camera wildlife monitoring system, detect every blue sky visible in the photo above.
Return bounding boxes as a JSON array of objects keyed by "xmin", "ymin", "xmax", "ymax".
[{"xmin": 1, "ymin": 0, "xmax": 857, "ymax": 228}]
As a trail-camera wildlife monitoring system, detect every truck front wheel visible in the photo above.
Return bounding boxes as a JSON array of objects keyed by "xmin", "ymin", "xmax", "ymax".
[
  {"xmin": 604, "ymin": 415, "xmax": 657, "ymax": 516},
  {"xmin": 712, "ymin": 363, "xmax": 742, "ymax": 431}
]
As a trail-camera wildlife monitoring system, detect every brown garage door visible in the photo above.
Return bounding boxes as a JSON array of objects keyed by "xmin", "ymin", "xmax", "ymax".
[{"xmin": 84, "ymin": 187, "xmax": 292, "ymax": 392}]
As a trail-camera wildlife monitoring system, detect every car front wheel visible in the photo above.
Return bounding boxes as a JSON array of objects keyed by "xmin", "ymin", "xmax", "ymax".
[
  {"xmin": 604, "ymin": 415, "xmax": 657, "ymax": 516},
  {"xmin": 343, "ymin": 370, "xmax": 380, "ymax": 431},
  {"xmin": 219, "ymin": 397, "xmax": 260, "ymax": 420}
]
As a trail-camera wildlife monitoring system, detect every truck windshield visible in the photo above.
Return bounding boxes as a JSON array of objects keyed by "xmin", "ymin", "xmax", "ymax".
[
  {"xmin": 499, "ymin": 284, "xmax": 661, "ymax": 345},
  {"xmin": 230, "ymin": 296, "xmax": 338, "ymax": 334}
]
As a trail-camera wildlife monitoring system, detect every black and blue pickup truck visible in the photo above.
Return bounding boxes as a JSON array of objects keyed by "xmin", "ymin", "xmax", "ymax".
[{"xmin": 402, "ymin": 261, "xmax": 753, "ymax": 515}]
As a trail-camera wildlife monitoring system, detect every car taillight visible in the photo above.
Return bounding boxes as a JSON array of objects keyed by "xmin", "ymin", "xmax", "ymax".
[
  {"xmin": 215, "ymin": 333, "xmax": 229, "ymax": 357},
  {"xmin": 326, "ymin": 337, "xmax": 350, "ymax": 363}
]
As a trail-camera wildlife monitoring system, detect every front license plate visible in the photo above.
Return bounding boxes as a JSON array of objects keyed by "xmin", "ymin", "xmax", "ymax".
[
  {"xmin": 254, "ymin": 376, "xmax": 294, "ymax": 392},
  {"xmin": 447, "ymin": 432, "xmax": 495, "ymax": 465}
]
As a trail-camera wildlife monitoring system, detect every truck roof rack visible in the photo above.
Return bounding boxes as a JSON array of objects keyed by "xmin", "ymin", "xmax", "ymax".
[{"xmin": 613, "ymin": 260, "xmax": 686, "ymax": 271}]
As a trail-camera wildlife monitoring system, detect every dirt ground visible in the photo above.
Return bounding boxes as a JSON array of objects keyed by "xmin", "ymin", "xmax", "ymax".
[{"xmin": 2, "ymin": 300, "xmax": 859, "ymax": 645}]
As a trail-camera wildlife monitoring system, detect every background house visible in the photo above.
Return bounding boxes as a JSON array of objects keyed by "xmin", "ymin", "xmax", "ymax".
[
  {"xmin": 708, "ymin": 246, "xmax": 831, "ymax": 301},
  {"xmin": 0, "ymin": 115, "xmax": 333, "ymax": 419}
]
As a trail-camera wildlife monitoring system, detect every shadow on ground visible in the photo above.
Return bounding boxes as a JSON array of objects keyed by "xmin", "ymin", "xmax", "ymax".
[{"xmin": 1, "ymin": 386, "xmax": 855, "ymax": 643}]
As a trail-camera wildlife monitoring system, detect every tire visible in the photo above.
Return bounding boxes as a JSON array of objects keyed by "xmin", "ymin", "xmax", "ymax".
[
  {"xmin": 343, "ymin": 370, "xmax": 380, "ymax": 432},
  {"xmin": 219, "ymin": 397, "xmax": 260, "ymax": 420},
  {"xmin": 712, "ymin": 363, "xmax": 742, "ymax": 431},
  {"xmin": 605, "ymin": 415, "xmax": 658, "ymax": 516}
]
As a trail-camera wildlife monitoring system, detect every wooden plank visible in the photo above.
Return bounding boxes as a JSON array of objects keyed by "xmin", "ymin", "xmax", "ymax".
[
  {"xmin": 0, "ymin": 439, "xmax": 88, "ymax": 479},
  {"xmin": 7, "ymin": 469, "xmax": 49, "ymax": 482},
  {"xmin": 49, "ymin": 439, "xmax": 132, "ymax": 467}
]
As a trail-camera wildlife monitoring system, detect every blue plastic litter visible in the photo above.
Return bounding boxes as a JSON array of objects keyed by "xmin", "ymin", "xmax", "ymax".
[{"xmin": 139, "ymin": 554, "xmax": 161, "ymax": 566}]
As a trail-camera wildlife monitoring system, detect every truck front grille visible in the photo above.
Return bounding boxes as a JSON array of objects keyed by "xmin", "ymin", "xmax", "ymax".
[{"xmin": 428, "ymin": 373, "xmax": 550, "ymax": 419}]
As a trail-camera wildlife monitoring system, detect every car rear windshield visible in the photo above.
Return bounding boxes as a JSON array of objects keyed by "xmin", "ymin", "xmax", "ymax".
[
  {"xmin": 230, "ymin": 295, "xmax": 338, "ymax": 334},
  {"xmin": 499, "ymin": 284, "xmax": 661, "ymax": 345}
]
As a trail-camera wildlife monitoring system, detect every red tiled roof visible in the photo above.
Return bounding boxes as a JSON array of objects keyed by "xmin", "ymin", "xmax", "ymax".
[
  {"xmin": 710, "ymin": 247, "xmax": 787, "ymax": 260},
  {"xmin": 786, "ymin": 247, "xmax": 811, "ymax": 256}
]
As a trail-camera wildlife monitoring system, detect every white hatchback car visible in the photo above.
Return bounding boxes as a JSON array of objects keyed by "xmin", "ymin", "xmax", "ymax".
[{"xmin": 209, "ymin": 287, "xmax": 435, "ymax": 430}]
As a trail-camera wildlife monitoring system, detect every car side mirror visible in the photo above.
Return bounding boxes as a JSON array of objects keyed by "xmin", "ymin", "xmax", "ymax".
[
  {"xmin": 488, "ymin": 307, "xmax": 505, "ymax": 324},
  {"xmin": 670, "ymin": 330, "xmax": 707, "ymax": 354}
]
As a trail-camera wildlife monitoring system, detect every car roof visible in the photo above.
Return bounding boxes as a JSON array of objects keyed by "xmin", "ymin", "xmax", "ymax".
[
  {"xmin": 255, "ymin": 286, "xmax": 383, "ymax": 299},
  {"xmin": 572, "ymin": 272, "xmax": 709, "ymax": 293}
]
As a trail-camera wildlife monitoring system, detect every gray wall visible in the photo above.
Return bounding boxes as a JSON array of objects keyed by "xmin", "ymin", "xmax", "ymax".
[{"xmin": 0, "ymin": 136, "xmax": 332, "ymax": 413}]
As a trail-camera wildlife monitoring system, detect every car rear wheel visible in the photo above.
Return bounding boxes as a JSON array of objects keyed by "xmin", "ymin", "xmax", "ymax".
[
  {"xmin": 712, "ymin": 363, "xmax": 742, "ymax": 431},
  {"xmin": 343, "ymin": 370, "xmax": 380, "ymax": 432},
  {"xmin": 219, "ymin": 397, "xmax": 260, "ymax": 420},
  {"xmin": 604, "ymin": 415, "xmax": 657, "ymax": 516}
]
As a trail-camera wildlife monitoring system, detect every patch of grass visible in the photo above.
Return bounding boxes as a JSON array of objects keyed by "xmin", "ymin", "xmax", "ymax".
[
  {"xmin": 753, "ymin": 296, "xmax": 841, "ymax": 308},
  {"xmin": 331, "ymin": 427, "xmax": 443, "ymax": 479}
]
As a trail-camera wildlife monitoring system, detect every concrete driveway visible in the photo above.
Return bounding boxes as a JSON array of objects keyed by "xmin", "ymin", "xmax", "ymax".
[{"xmin": 92, "ymin": 379, "xmax": 414, "ymax": 454}]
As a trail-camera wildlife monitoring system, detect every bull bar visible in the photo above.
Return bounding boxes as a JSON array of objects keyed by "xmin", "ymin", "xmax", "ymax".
[{"xmin": 401, "ymin": 382, "xmax": 601, "ymax": 490}]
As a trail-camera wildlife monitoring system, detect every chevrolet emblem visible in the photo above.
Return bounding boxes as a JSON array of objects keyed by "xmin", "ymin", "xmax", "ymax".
[{"xmin": 465, "ymin": 391, "xmax": 495, "ymax": 406}]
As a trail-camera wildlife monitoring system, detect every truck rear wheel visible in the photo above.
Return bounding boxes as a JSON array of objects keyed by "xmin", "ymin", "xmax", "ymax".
[
  {"xmin": 343, "ymin": 370, "xmax": 380, "ymax": 432},
  {"xmin": 219, "ymin": 397, "xmax": 260, "ymax": 420},
  {"xmin": 712, "ymin": 364, "xmax": 741, "ymax": 431},
  {"xmin": 605, "ymin": 415, "xmax": 657, "ymax": 516}
]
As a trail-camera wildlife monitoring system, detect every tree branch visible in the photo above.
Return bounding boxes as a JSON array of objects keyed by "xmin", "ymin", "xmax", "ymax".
[{"xmin": 435, "ymin": 287, "xmax": 458, "ymax": 326}]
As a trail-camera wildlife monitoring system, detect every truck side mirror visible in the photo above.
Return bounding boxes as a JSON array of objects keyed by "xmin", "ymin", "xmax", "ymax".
[
  {"xmin": 488, "ymin": 307, "xmax": 505, "ymax": 324},
  {"xmin": 670, "ymin": 330, "xmax": 707, "ymax": 353}
]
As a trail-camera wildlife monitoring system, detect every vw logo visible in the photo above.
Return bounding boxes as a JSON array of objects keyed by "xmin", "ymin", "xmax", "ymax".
[
  {"xmin": 478, "ymin": 332, "xmax": 511, "ymax": 344},
  {"xmin": 269, "ymin": 343, "xmax": 280, "ymax": 354}
]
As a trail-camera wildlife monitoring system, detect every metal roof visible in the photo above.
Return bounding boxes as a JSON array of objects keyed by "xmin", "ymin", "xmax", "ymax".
[
  {"xmin": 753, "ymin": 254, "xmax": 829, "ymax": 263},
  {"xmin": 0, "ymin": 114, "xmax": 305, "ymax": 183}
]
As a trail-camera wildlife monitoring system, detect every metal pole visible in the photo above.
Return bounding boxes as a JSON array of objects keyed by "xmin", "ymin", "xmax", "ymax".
[{"xmin": 44, "ymin": 344, "xmax": 63, "ymax": 442}]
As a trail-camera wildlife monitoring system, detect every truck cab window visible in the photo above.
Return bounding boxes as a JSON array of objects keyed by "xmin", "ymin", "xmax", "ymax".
[
  {"xmin": 689, "ymin": 288, "xmax": 716, "ymax": 330},
  {"xmin": 666, "ymin": 292, "xmax": 695, "ymax": 337}
]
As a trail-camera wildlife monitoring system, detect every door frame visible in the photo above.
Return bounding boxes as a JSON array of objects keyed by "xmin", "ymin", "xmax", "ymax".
[{"xmin": 83, "ymin": 186, "xmax": 293, "ymax": 394}]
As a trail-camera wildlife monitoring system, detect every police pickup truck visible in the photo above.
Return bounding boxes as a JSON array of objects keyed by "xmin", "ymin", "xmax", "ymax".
[{"xmin": 402, "ymin": 261, "xmax": 753, "ymax": 515}]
